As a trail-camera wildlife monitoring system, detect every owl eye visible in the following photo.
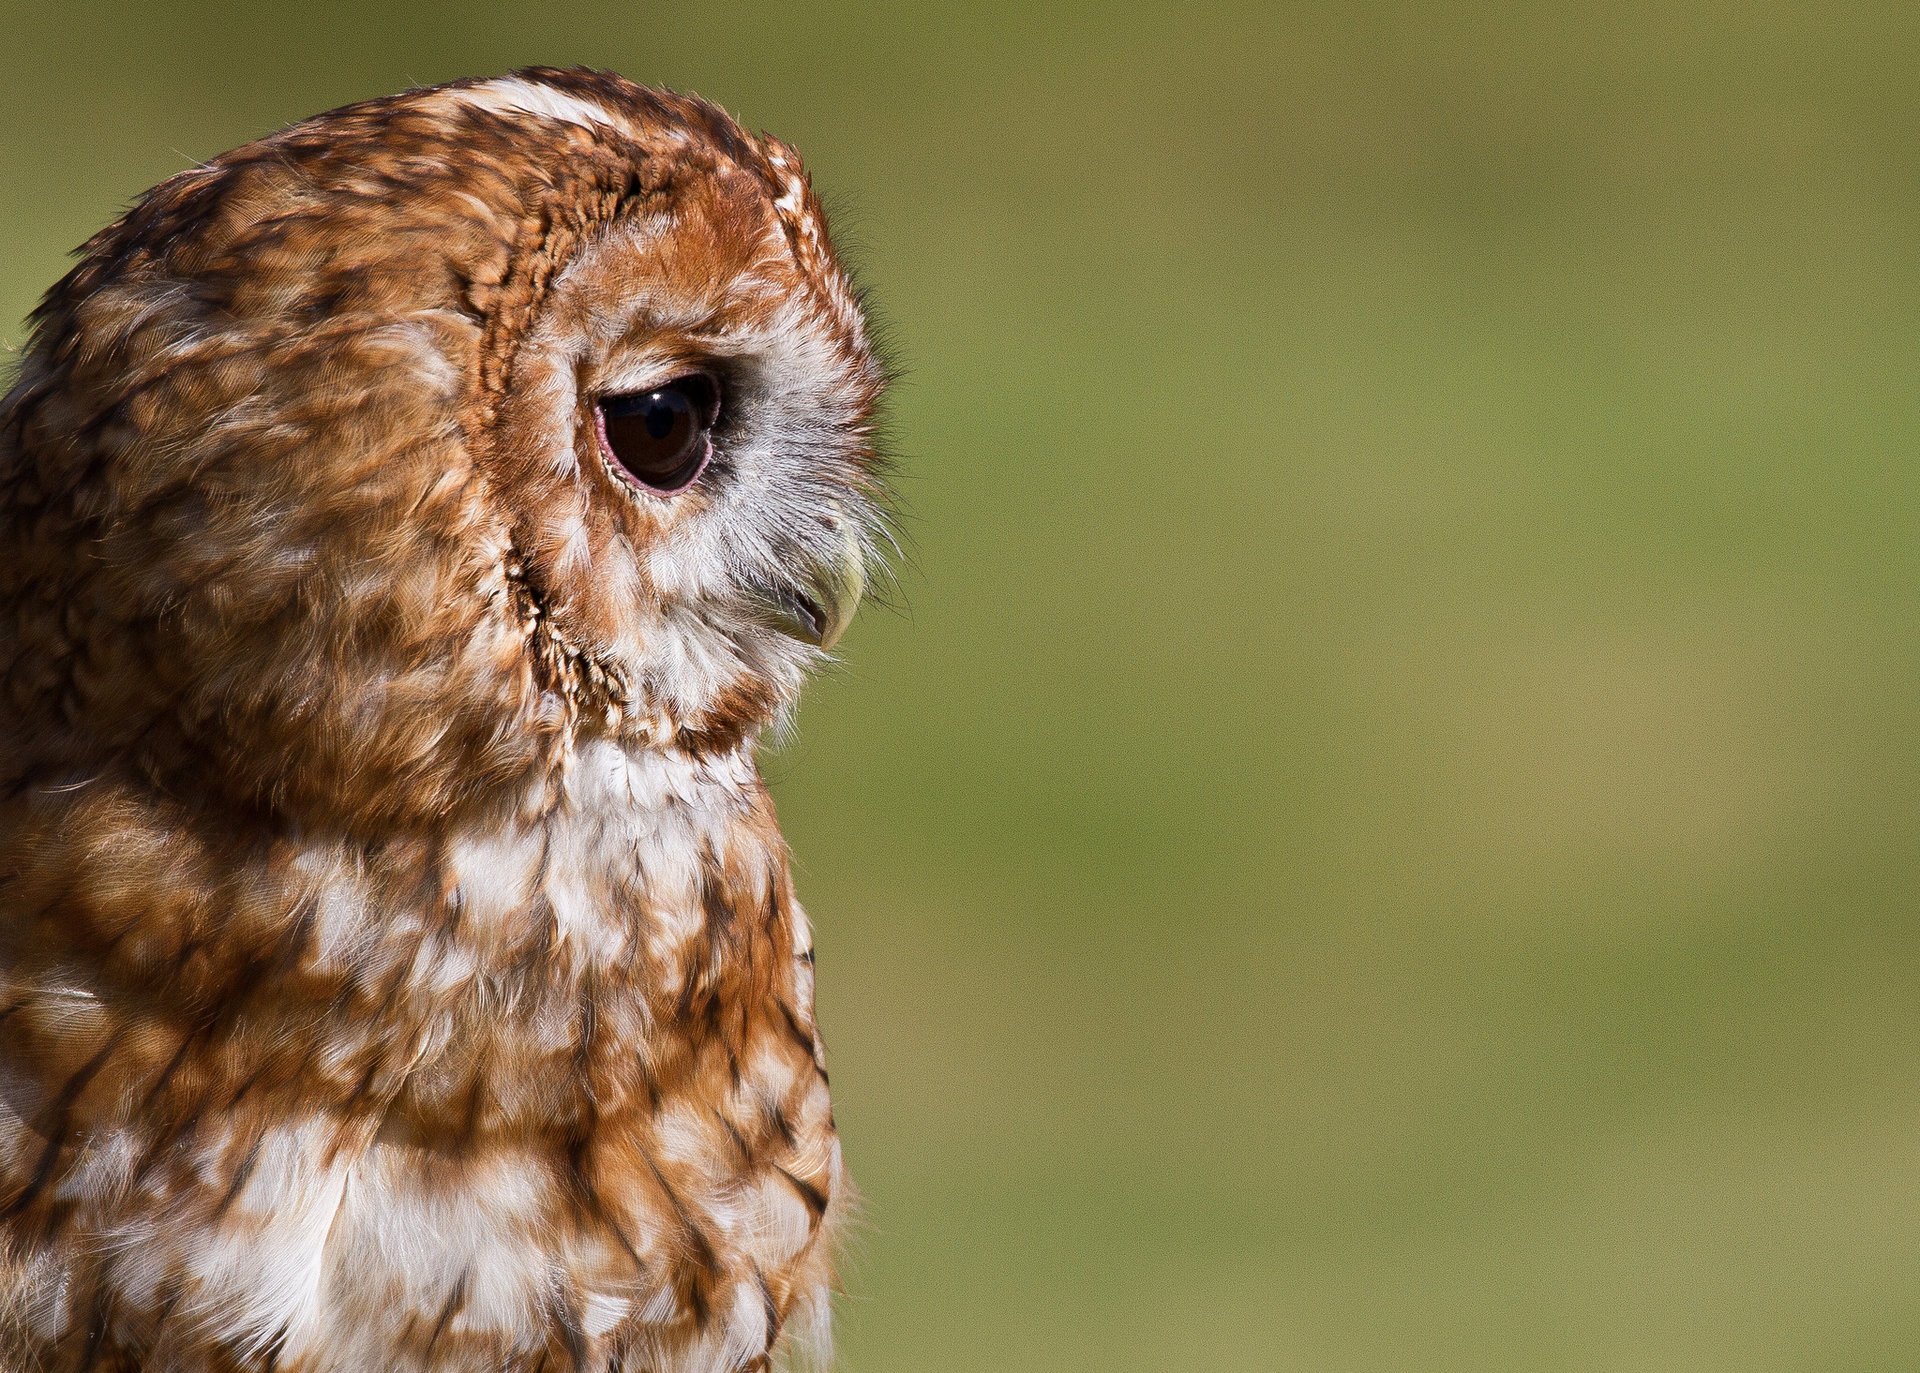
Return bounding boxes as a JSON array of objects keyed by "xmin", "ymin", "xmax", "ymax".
[{"xmin": 596, "ymin": 374, "xmax": 721, "ymax": 494}]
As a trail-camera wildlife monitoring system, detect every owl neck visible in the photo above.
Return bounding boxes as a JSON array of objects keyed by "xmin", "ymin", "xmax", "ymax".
[
  {"xmin": 1, "ymin": 733, "xmax": 808, "ymax": 1136},
  {"xmin": 351, "ymin": 733, "xmax": 814, "ymax": 1141}
]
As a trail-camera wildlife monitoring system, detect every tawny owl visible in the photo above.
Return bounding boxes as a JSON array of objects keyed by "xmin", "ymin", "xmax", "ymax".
[{"xmin": 0, "ymin": 67, "xmax": 887, "ymax": 1372}]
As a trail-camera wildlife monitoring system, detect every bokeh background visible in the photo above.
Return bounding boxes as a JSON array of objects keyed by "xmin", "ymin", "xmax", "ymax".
[{"xmin": 5, "ymin": 4, "xmax": 1919, "ymax": 1369}]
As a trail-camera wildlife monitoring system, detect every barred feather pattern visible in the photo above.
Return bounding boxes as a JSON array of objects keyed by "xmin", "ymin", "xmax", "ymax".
[{"xmin": 0, "ymin": 68, "xmax": 887, "ymax": 1372}]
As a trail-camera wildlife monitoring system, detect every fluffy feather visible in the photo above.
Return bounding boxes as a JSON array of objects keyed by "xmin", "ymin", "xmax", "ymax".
[{"xmin": 0, "ymin": 67, "xmax": 885, "ymax": 1371}]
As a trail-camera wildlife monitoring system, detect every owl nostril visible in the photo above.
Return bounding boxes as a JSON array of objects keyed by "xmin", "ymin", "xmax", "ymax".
[{"xmin": 596, "ymin": 373, "xmax": 720, "ymax": 495}]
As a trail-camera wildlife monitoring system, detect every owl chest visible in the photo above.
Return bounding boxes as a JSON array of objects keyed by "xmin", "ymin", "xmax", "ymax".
[
  {"xmin": 311, "ymin": 1014, "xmax": 839, "ymax": 1373},
  {"xmin": 20, "ymin": 750, "xmax": 846, "ymax": 1372},
  {"xmin": 286, "ymin": 760, "xmax": 841, "ymax": 1368},
  {"xmin": 151, "ymin": 1000, "xmax": 838, "ymax": 1373}
]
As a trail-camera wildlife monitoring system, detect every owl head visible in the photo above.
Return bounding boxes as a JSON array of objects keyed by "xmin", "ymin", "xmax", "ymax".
[{"xmin": 0, "ymin": 68, "xmax": 889, "ymax": 832}]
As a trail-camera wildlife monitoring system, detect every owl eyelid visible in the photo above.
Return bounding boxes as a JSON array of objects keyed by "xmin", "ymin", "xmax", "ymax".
[
  {"xmin": 593, "ymin": 355, "xmax": 727, "ymax": 404},
  {"xmin": 597, "ymin": 371, "xmax": 722, "ymax": 428}
]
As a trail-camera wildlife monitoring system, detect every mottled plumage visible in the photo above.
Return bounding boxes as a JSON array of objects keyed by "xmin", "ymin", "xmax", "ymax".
[{"xmin": 0, "ymin": 68, "xmax": 886, "ymax": 1371}]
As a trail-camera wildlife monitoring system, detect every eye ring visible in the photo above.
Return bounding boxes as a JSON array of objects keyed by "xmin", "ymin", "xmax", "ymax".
[{"xmin": 595, "ymin": 373, "xmax": 721, "ymax": 496}]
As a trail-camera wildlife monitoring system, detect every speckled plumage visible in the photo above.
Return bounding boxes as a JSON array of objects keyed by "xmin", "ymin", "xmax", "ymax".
[{"xmin": 0, "ymin": 68, "xmax": 887, "ymax": 1372}]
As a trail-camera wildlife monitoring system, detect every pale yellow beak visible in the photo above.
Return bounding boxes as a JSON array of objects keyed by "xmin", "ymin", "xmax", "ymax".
[{"xmin": 759, "ymin": 522, "xmax": 865, "ymax": 650}]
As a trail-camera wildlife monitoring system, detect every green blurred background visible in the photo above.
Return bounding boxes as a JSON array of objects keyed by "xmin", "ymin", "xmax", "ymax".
[{"xmin": 6, "ymin": 4, "xmax": 1919, "ymax": 1368}]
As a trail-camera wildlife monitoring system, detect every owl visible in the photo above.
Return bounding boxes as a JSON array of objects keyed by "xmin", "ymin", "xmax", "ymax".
[{"xmin": 0, "ymin": 67, "xmax": 887, "ymax": 1372}]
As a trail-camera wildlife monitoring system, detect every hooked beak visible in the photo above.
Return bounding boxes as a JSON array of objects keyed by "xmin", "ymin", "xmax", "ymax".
[{"xmin": 754, "ymin": 522, "xmax": 865, "ymax": 650}]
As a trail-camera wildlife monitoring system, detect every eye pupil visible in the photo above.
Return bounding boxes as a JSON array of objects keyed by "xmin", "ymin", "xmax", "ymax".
[
  {"xmin": 596, "ymin": 374, "xmax": 719, "ymax": 495},
  {"xmin": 643, "ymin": 400, "xmax": 678, "ymax": 440}
]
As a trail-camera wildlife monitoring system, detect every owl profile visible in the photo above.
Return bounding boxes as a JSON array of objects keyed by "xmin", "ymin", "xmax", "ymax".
[{"xmin": 0, "ymin": 67, "xmax": 887, "ymax": 1372}]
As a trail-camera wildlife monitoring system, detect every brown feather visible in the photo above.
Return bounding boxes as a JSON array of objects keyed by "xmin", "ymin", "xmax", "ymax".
[{"xmin": 0, "ymin": 67, "xmax": 883, "ymax": 1372}]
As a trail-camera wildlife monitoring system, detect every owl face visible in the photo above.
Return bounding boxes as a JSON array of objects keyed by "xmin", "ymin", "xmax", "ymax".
[
  {"xmin": 1, "ymin": 69, "xmax": 888, "ymax": 825},
  {"xmin": 494, "ymin": 145, "xmax": 884, "ymax": 739}
]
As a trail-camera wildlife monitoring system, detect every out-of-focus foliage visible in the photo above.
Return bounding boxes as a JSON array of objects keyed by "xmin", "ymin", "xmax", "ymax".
[{"xmin": 5, "ymin": 4, "xmax": 1918, "ymax": 1368}]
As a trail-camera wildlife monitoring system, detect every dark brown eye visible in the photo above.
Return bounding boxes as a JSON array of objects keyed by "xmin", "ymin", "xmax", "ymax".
[{"xmin": 596, "ymin": 373, "xmax": 720, "ymax": 494}]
